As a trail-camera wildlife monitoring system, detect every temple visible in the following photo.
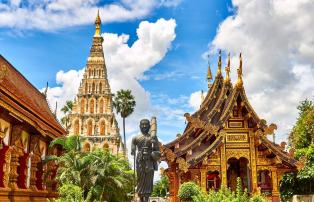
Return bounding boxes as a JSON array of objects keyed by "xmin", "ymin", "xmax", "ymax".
[
  {"xmin": 0, "ymin": 56, "xmax": 66, "ymax": 201},
  {"xmin": 161, "ymin": 52, "xmax": 299, "ymax": 202},
  {"xmin": 68, "ymin": 11, "xmax": 122, "ymax": 154}
]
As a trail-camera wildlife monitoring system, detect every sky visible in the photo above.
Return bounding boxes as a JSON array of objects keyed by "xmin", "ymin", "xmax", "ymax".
[{"xmin": 1, "ymin": 0, "xmax": 314, "ymax": 172}]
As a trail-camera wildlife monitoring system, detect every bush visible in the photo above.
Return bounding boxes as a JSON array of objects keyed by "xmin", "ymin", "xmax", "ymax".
[{"xmin": 178, "ymin": 182, "xmax": 201, "ymax": 201}]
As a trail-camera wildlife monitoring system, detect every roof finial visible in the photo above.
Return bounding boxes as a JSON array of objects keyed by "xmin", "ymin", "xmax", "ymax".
[
  {"xmin": 225, "ymin": 53, "xmax": 231, "ymax": 83},
  {"xmin": 54, "ymin": 101, "xmax": 58, "ymax": 117},
  {"xmin": 43, "ymin": 82, "xmax": 48, "ymax": 97},
  {"xmin": 201, "ymin": 90, "xmax": 205, "ymax": 104},
  {"xmin": 216, "ymin": 50, "xmax": 222, "ymax": 77},
  {"xmin": 94, "ymin": 9, "xmax": 101, "ymax": 36},
  {"xmin": 236, "ymin": 53, "xmax": 243, "ymax": 88},
  {"xmin": 206, "ymin": 54, "xmax": 212, "ymax": 88}
]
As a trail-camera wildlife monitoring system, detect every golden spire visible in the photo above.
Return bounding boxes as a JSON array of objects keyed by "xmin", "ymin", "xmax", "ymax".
[
  {"xmin": 236, "ymin": 53, "xmax": 243, "ymax": 88},
  {"xmin": 94, "ymin": 9, "xmax": 101, "ymax": 36},
  {"xmin": 206, "ymin": 54, "xmax": 212, "ymax": 83},
  {"xmin": 216, "ymin": 50, "xmax": 222, "ymax": 77},
  {"xmin": 201, "ymin": 90, "xmax": 205, "ymax": 104},
  {"xmin": 225, "ymin": 53, "xmax": 231, "ymax": 83}
]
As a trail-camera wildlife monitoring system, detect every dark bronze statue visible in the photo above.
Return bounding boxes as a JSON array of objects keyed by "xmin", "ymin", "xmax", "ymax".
[{"xmin": 131, "ymin": 118, "xmax": 160, "ymax": 202}]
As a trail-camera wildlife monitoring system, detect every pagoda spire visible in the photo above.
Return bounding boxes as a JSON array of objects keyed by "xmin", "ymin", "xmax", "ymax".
[
  {"xmin": 236, "ymin": 53, "xmax": 243, "ymax": 88},
  {"xmin": 225, "ymin": 53, "xmax": 231, "ymax": 83},
  {"xmin": 94, "ymin": 9, "xmax": 101, "ymax": 37},
  {"xmin": 216, "ymin": 50, "xmax": 222, "ymax": 77},
  {"xmin": 206, "ymin": 54, "xmax": 213, "ymax": 88}
]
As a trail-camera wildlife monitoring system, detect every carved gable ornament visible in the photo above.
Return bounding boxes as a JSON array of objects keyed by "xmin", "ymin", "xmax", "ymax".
[{"xmin": 0, "ymin": 64, "xmax": 7, "ymax": 83}]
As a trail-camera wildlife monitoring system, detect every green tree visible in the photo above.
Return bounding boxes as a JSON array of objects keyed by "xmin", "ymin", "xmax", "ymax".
[
  {"xmin": 113, "ymin": 89, "xmax": 136, "ymax": 155},
  {"xmin": 289, "ymin": 99, "xmax": 314, "ymax": 149},
  {"xmin": 178, "ymin": 182, "xmax": 201, "ymax": 201},
  {"xmin": 61, "ymin": 100, "xmax": 73, "ymax": 131},
  {"xmin": 46, "ymin": 136, "xmax": 133, "ymax": 202},
  {"xmin": 151, "ymin": 174, "xmax": 169, "ymax": 197},
  {"xmin": 280, "ymin": 98, "xmax": 314, "ymax": 201}
]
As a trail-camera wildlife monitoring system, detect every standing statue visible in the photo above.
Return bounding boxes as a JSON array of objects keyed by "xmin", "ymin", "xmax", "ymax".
[{"xmin": 131, "ymin": 117, "xmax": 161, "ymax": 202}]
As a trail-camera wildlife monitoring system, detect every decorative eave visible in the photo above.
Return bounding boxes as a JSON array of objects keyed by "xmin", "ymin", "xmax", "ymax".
[{"xmin": 259, "ymin": 136, "xmax": 297, "ymax": 168}]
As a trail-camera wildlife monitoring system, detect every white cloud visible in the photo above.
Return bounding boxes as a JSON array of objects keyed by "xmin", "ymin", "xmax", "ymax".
[
  {"xmin": 0, "ymin": 0, "xmax": 180, "ymax": 31},
  {"xmin": 189, "ymin": 90, "xmax": 207, "ymax": 111},
  {"xmin": 208, "ymin": 0, "xmax": 314, "ymax": 142}
]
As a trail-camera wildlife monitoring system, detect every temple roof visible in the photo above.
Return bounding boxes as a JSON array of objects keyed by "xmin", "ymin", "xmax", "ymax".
[
  {"xmin": 162, "ymin": 53, "xmax": 297, "ymax": 168},
  {"xmin": 0, "ymin": 55, "xmax": 66, "ymax": 138}
]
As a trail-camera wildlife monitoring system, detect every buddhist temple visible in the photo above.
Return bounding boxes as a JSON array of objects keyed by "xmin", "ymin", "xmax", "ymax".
[
  {"xmin": 0, "ymin": 55, "xmax": 66, "ymax": 201},
  {"xmin": 68, "ymin": 11, "xmax": 122, "ymax": 154},
  {"xmin": 160, "ymin": 52, "xmax": 299, "ymax": 202}
]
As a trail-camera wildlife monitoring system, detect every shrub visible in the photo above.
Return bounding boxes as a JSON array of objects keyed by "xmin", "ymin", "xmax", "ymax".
[{"xmin": 178, "ymin": 182, "xmax": 201, "ymax": 201}]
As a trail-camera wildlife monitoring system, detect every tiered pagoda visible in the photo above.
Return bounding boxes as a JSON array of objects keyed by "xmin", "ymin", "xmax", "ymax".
[
  {"xmin": 68, "ymin": 11, "xmax": 122, "ymax": 154},
  {"xmin": 0, "ymin": 55, "xmax": 66, "ymax": 201},
  {"xmin": 161, "ymin": 52, "xmax": 299, "ymax": 202}
]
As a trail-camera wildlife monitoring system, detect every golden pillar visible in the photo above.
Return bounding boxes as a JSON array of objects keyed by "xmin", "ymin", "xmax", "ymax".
[
  {"xmin": 271, "ymin": 168, "xmax": 279, "ymax": 197},
  {"xmin": 200, "ymin": 169, "xmax": 207, "ymax": 192},
  {"xmin": 249, "ymin": 131, "xmax": 258, "ymax": 193},
  {"xmin": 220, "ymin": 143, "xmax": 227, "ymax": 186}
]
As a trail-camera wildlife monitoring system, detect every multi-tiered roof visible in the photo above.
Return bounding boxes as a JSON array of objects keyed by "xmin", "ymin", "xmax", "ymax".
[{"xmin": 161, "ymin": 51, "xmax": 298, "ymax": 170}]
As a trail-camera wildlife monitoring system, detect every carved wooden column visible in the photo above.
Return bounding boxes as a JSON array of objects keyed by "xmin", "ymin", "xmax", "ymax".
[
  {"xmin": 200, "ymin": 169, "xmax": 207, "ymax": 192},
  {"xmin": 271, "ymin": 168, "xmax": 279, "ymax": 197},
  {"xmin": 29, "ymin": 154, "xmax": 41, "ymax": 191},
  {"xmin": 9, "ymin": 146, "xmax": 23, "ymax": 189},
  {"xmin": 167, "ymin": 164, "xmax": 179, "ymax": 202},
  {"xmin": 249, "ymin": 131, "xmax": 258, "ymax": 193}
]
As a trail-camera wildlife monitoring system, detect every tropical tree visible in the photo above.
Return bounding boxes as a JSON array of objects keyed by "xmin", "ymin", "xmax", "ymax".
[
  {"xmin": 280, "ymin": 98, "xmax": 314, "ymax": 201},
  {"xmin": 151, "ymin": 174, "xmax": 169, "ymax": 197},
  {"xmin": 61, "ymin": 100, "xmax": 73, "ymax": 130},
  {"xmin": 46, "ymin": 135, "xmax": 133, "ymax": 202},
  {"xmin": 112, "ymin": 89, "xmax": 136, "ymax": 155}
]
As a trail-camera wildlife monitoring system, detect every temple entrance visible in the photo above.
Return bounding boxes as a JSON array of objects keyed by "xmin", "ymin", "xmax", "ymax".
[
  {"xmin": 227, "ymin": 157, "xmax": 251, "ymax": 192},
  {"xmin": 206, "ymin": 170, "xmax": 221, "ymax": 191}
]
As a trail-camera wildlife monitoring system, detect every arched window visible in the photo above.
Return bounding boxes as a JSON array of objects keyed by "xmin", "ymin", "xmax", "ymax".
[
  {"xmin": 74, "ymin": 120, "xmax": 79, "ymax": 135},
  {"xmin": 90, "ymin": 99, "xmax": 94, "ymax": 113},
  {"xmin": 92, "ymin": 82, "xmax": 95, "ymax": 93},
  {"xmin": 87, "ymin": 120, "xmax": 93, "ymax": 136},
  {"xmin": 100, "ymin": 121, "xmax": 105, "ymax": 135},
  {"xmin": 80, "ymin": 99, "xmax": 85, "ymax": 113},
  {"xmin": 99, "ymin": 98, "xmax": 104, "ymax": 113},
  {"xmin": 99, "ymin": 82, "xmax": 102, "ymax": 94}
]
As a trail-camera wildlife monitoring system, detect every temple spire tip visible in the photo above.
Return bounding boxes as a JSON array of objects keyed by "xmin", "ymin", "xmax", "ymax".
[
  {"xmin": 216, "ymin": 49, "xmax": 222, "ymax": 77},
  {"xmin": 236, "ymin": 53, "xmax": 243, "ymax": 88},
  {"xmin": 225, "ymin": 52, "xmax": 231, "ymax": 83},
  {"xmin": 94, "ymin": 9, "xmax": 101, "ymax": 36}
]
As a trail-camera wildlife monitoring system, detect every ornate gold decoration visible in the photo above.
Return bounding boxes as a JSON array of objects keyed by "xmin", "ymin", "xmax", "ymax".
[
  {"xmin": 3, "ymin": 147, "xmax": 11, "ymax": 188},
  {"xmin": 0, "ymin": 121, "xmax": 9, "ymax": 139},
  {"xmin": 236, "ymin": 53, "xmax": 243, "ymax": 88},
  {"xmin": 216, "ymin": 50, "xmax": 222, "ymax": 77},
  {"xmin": 94, "ymin": 9, "xmax": 101, "ymax": 36},
  {"xmin": 184, "ymin": 113, "xmax": 219, "ymax": 134},
  {"xmin": 160, "ymin": 144, "xmax": 176, "ymax": 163},
  {"xmin": 228, "ymin": 121, "xmax": 243, "ymax": 128},
  {"xmin": 226, "ymin": 149, "xmax": 250, "ymax": 164},
  {"xmin": 226, "ymin": 133, "xmax": 248, "ymax": 143},
  {"xmin": 176, "ymin": 157, "xmax": 190, "ymax": 173},
  {"xmin": 0, "ymin": 64, "xmax": 8, "ymax": 83},
  {"xmin": 225, "ymin": 53, "xmax": 231, "ymax": 83},
  {"xmin": 264, "ymin": 123, "xmax": 277, "ymax": 136}
]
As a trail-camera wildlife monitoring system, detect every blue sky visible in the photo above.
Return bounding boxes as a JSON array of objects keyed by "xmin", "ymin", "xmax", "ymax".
[{"xmin": 1, "ymin": 0, "xmax": 313, "ymax": 150}]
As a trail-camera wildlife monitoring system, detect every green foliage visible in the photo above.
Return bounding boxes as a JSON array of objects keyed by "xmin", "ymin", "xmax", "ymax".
[
  {"xmin": 192, "ymin": 180, "xmax": 268, "ymax": 202},
  {"xmin": 281, "ymin": 99, "xmax": 314, "ymax": 201},
  {"xmin": 151, "ymin": 174, "xmax": 169, "ymax": 197},
  {"xmin": 178, "ymin": 182, "xmax": 201, "ymax": 201},
  {"xmin": 61, "ymin": 100, "xmax": 73, "ymax": 130},
  {"xmin": 46, "ymin": 136, "xmax": 133, "ymax": 202},
  {"xmin": 289, "ymin": 99, "xmax": 314, "ymax": 149},
  {"xmin": 113, "ymin": 89, "xmax": 136, "ymax": 119}
]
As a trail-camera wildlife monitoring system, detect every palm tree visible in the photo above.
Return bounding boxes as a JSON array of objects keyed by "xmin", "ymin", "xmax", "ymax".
[
  {"xmin": 61, "ymin": 100, "xmax": 73, "ymax": 130},
  {"xmin": 46, "ymin": 136, "xmax": 133, "ymax": 201},
  {"xmin": 113, "ymin": 89, "xmax": 136, "ymax": 155}
]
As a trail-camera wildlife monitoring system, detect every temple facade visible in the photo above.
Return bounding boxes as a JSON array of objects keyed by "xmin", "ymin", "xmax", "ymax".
[
  {"xmin": 161, "ymin": 52, "xmax": 300, "ymax": 202},
  {"xmin": 0, "ymin": 55, "xmax": 66, "ymax": 201},
  {"xmin": 68, "ymin": 12, "xmax": 122, "ymax": 154}
]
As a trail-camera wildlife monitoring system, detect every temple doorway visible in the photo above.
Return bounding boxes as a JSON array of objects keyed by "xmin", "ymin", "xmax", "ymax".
[
  {"xmin": 227, "ymin": 157, "xmax": 251, "ymax": 192},
  {"xmin": 206, "ymin": 170, "xmax": 221, "ymax": 191}
]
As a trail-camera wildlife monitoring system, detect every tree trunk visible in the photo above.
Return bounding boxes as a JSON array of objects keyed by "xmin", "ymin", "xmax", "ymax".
[{"xmin": 123, "ymin": 117, "xmax": 126, "ymax": 156}]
